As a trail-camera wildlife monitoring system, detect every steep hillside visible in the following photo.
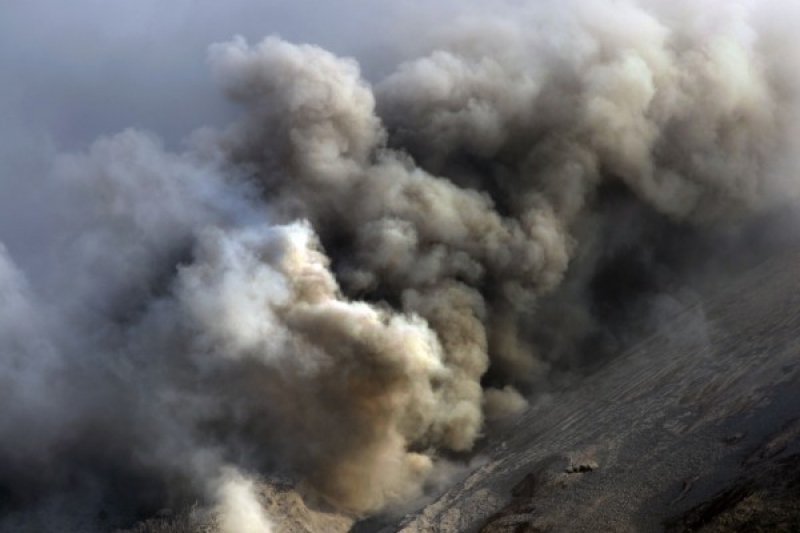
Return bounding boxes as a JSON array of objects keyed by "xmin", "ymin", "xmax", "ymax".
[{"xmin": 390, "ymin": 252, "xmax": 800, "ymax": 532}]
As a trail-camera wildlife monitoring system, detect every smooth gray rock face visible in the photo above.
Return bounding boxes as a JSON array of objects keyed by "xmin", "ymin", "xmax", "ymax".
[{"xmin": 386, "ymin": 252, "xmax": 800, "ymax": 533}]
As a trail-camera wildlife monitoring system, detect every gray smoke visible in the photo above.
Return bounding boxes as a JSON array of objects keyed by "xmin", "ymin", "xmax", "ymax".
[{"xmin": 1, "ymin": 0, "xmax": 799, "ymax": 530}]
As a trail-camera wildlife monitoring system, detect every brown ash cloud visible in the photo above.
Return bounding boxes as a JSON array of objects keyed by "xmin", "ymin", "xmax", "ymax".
[{"xmin": 1, "ymin": 0, "xmax": 800, "ymax": 530}]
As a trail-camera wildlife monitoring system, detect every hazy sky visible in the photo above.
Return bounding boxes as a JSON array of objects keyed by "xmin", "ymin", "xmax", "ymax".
[
  {"xmin": 0, "ymin": 0, "xmax": 471, "ymax": 149},
  {"xmin": 0, "ymin": 0, "xmax": 471, "ymax": 263}
]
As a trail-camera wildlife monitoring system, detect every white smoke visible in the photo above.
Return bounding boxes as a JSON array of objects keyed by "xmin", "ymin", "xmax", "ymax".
[{"xmin": 214, "ymin": 469, "xmax": 273, "ymax": 533}]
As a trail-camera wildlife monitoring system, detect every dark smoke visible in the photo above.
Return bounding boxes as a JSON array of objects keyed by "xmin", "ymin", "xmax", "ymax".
[{"xmin": 1, "ymin": 0, "xmax": 800, "ymax": 530}]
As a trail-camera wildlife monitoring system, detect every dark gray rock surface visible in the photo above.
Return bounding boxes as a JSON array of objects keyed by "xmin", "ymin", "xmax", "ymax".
[{"xmin": 389, "ymin": 253, "xmax": 800, "ymax": 532}]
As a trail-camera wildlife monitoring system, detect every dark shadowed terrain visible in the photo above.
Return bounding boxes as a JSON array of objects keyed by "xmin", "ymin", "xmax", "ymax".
[{"xmin": 388, "ymin": 248, "xmax": 800, "ymax": 532}]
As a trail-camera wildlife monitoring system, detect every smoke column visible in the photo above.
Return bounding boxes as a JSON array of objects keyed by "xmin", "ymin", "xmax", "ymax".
[{"xmin": 1, "ymin": 0, "xmax": 800, "ymax": 530}]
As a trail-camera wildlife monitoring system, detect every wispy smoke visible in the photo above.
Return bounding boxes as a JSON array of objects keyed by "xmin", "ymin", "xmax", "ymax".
[
  {"xmin": 214, "ymin": 469, "xmax": 274, "ymax": 533},
  {"xmin": 1, "ymin": 0, "xmax": 799, "ymax": 530}
]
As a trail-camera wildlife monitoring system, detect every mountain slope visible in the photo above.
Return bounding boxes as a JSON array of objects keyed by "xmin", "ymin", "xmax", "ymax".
[{"xmin": 390, "ymin": 251, "xmax": 800, "ymax": 532}]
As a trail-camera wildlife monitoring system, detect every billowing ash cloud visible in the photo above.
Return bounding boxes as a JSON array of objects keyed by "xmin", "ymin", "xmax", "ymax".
[{"xmin": 1, "ymin": 0, "xmax": 800, "ymax": 530}]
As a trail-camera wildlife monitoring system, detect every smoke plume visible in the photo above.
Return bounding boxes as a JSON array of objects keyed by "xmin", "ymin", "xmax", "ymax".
[{"xmin": 1, "ymin": 0, "xmax": 800, "ymax": 530}]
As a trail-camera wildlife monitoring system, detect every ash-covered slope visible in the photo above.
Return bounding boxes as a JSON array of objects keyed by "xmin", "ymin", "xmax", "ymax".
[{"xmin": 385, "ymin": 250, "xmax": 800, "ymax": 532}]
